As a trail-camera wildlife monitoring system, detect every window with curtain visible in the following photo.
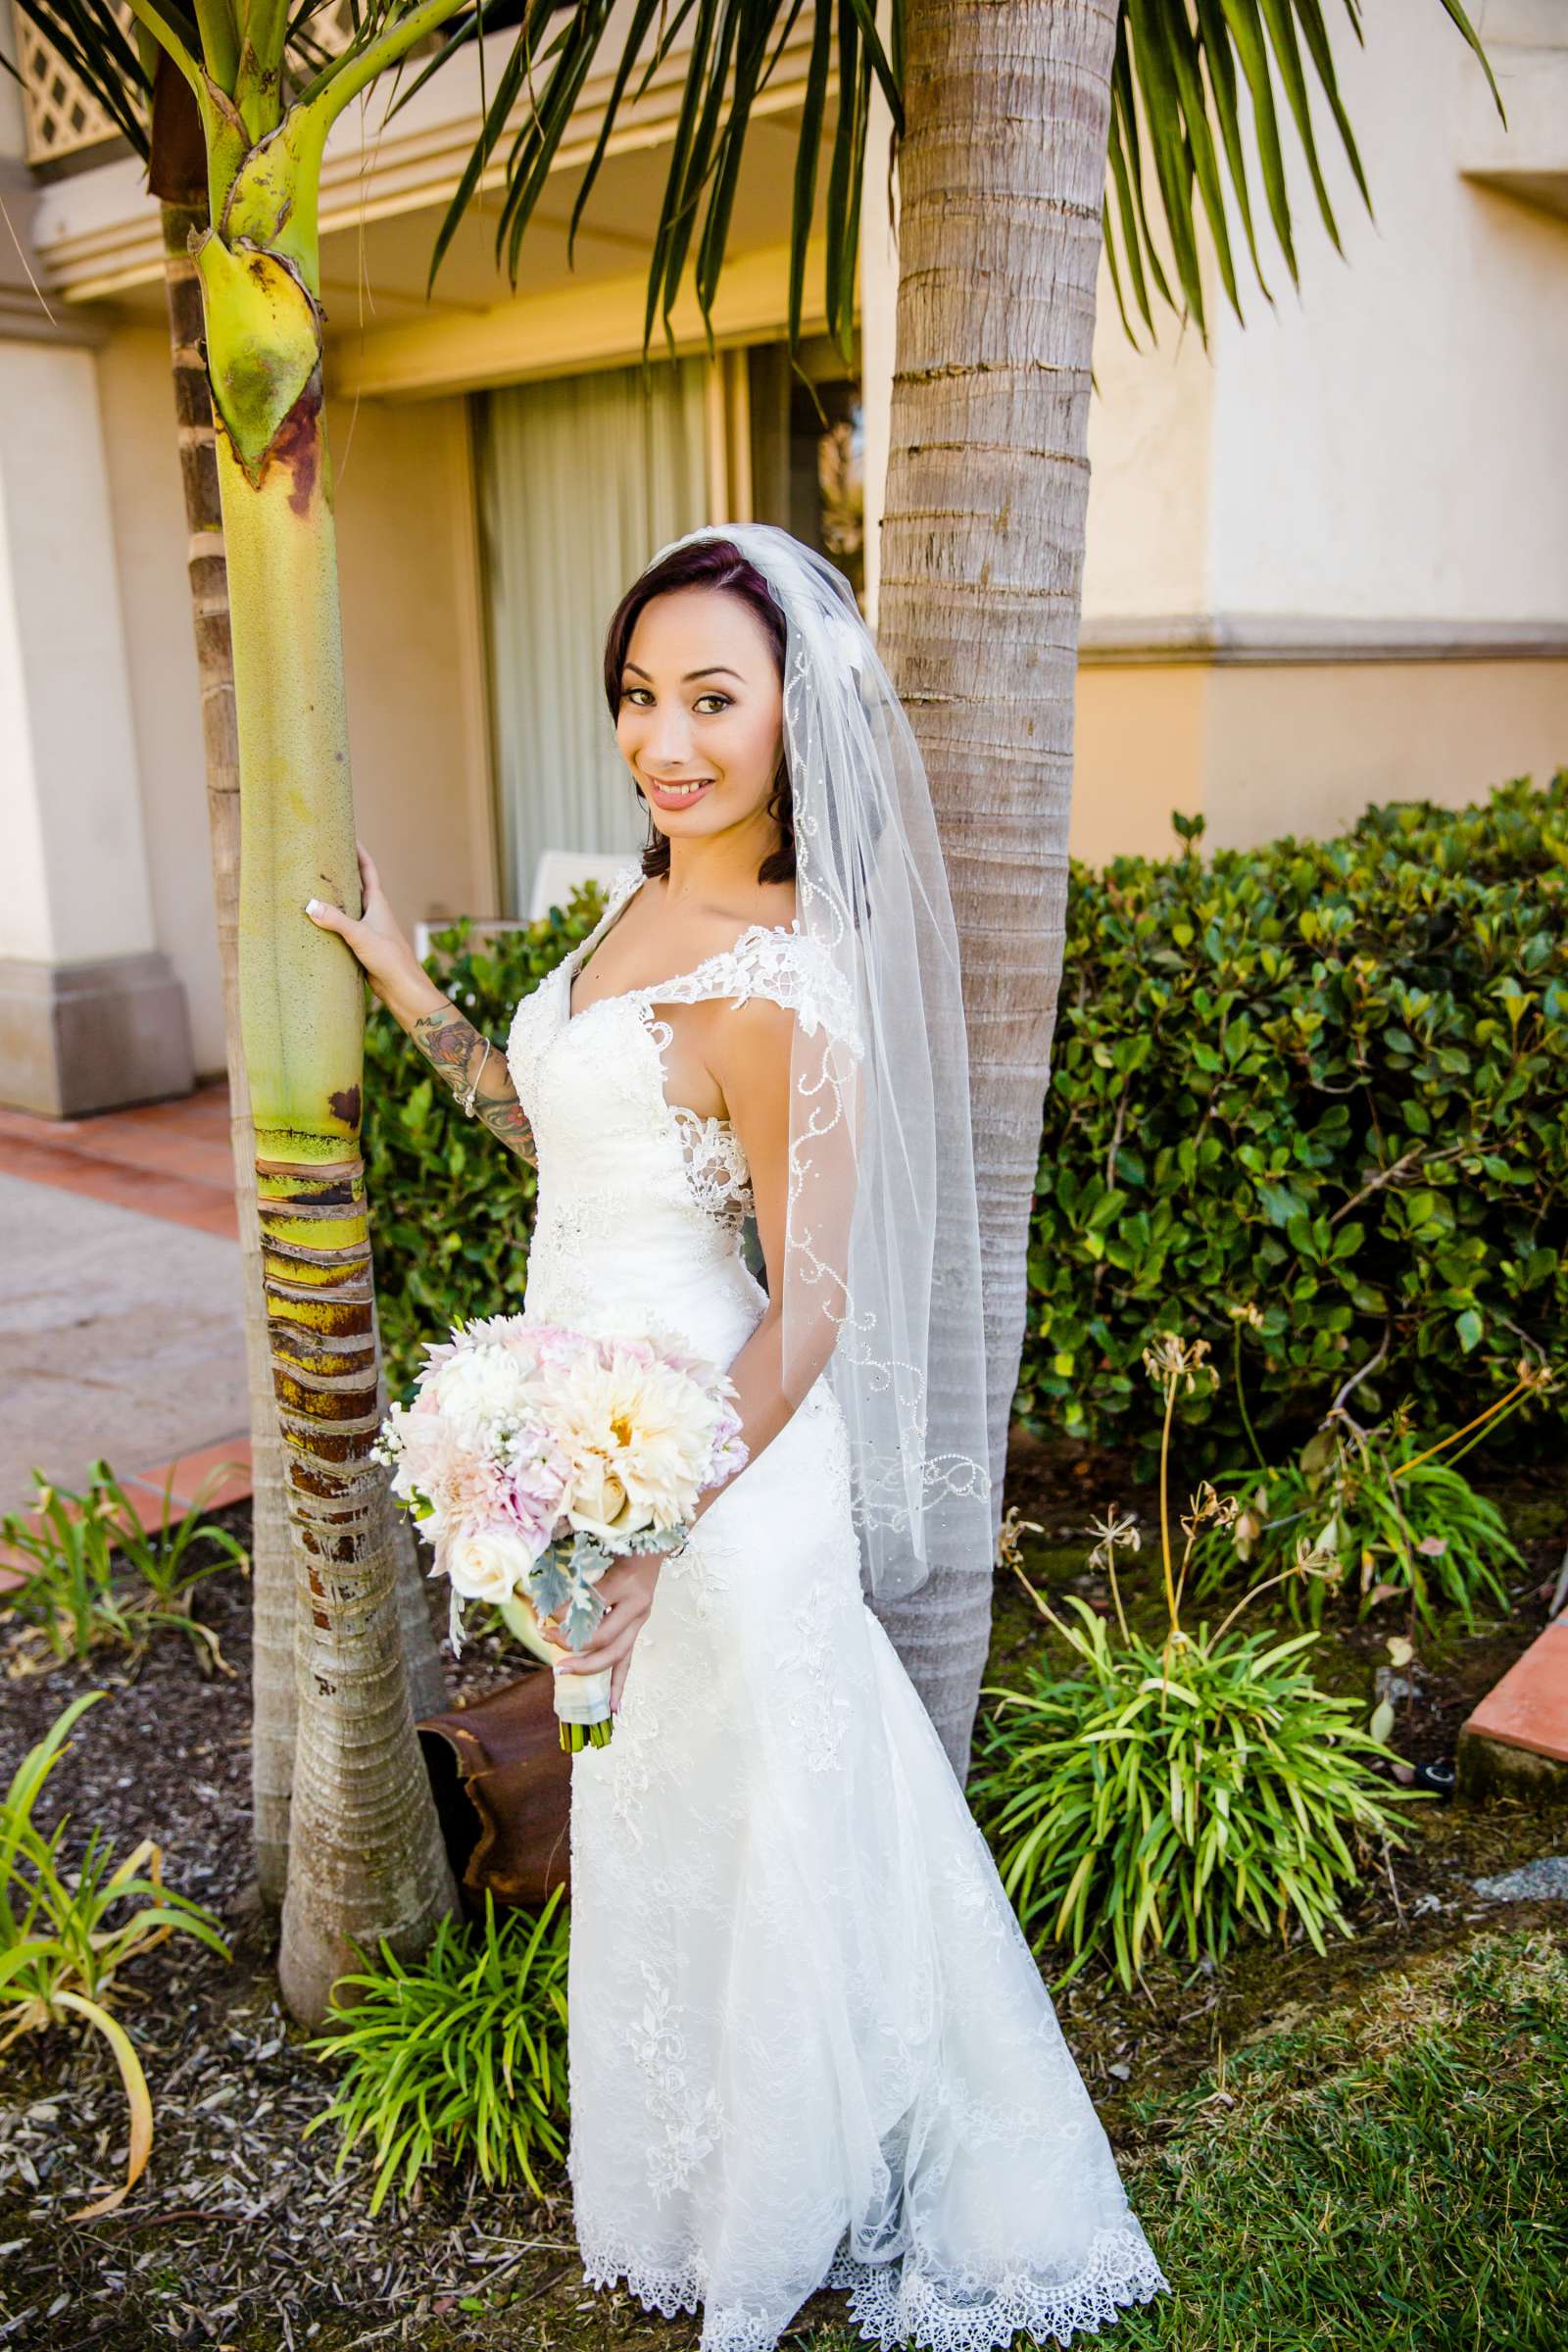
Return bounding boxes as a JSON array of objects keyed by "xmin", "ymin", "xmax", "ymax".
[
  {"xmin": 747, "ymin": 336, "xmax": 864, "ymax": 610},
  {"xmin": 476, "ymin": 358, "xmax": 711, "ymax": 917}
]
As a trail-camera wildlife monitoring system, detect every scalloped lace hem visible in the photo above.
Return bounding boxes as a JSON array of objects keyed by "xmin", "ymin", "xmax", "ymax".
[
  {"xmin": 578, "ymin": 2227, "xmax": 1169, "ymax": 2352},
  {"xmin": 824, "ymin": 2231, "xmax": 1170, "ymax": 2351}
]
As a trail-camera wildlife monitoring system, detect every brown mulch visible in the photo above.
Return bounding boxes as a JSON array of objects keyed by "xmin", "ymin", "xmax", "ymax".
[{"xmin": 0, "ymin": 1530, "xmax": 585, "ymax": 2352}]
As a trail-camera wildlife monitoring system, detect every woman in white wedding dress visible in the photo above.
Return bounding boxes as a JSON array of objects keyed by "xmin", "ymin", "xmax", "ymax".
[{"xmin": 308, "ymin": 526, "xmax": 1166, "ymax": 2351}]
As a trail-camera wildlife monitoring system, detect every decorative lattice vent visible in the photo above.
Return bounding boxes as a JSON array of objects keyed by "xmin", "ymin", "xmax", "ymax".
[
  {"xmin": 12, "ymin": 2, "xmax": 364, "ymax": 168},
  {"xmin": 13, "ymin": 3, "xmax": 134, "ymax": 162}
]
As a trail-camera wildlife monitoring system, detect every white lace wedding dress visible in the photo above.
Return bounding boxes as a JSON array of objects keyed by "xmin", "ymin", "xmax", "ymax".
[{"xmin": 506, "ymin": 858, "xmax": 1167, "ymax": 2352}]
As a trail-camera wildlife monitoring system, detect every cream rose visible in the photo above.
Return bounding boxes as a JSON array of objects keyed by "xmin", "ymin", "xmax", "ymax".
[
  {"xmin": 444, "ymin": 1524, "xmax": 526, "ymax": 1606},
  {"xmin": 566, "ymin": 1461, "xmax": 656, "ymax": 1547}
]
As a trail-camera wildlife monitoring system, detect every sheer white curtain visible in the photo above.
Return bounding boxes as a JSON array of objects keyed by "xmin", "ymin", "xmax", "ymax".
[{"xmin": 476, "ymin": 359, "xmax": 712, "ymax": 915}]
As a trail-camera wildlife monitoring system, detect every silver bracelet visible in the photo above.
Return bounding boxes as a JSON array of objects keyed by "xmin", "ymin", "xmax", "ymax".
[{"xmin": 461, "ymin": 1037, "xmax": 491, "ymax": 1116}]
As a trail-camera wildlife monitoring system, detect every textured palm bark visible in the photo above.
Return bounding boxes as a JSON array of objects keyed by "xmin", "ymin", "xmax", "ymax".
[
  {"xmin": 873, "ymin": 0, "xmax": 1119, "ymax": 1777},
  {"xmin": 160, "ymin": 207, "xmax": 447, "ymax": 1903}
]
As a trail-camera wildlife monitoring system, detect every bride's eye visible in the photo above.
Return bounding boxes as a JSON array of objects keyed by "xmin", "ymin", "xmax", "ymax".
[
  {"xmin": 694, "ymin": 693, "xmax": 732, "ymax": 715},
  {"xmin": 620, "ymin": 686, "xmax": 728, "ymax": 710}
]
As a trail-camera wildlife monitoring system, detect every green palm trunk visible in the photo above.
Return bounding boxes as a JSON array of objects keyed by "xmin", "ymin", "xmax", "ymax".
[{"xmin": 183, "ymin": 94, "xmax": 460, "ymax": 2021}]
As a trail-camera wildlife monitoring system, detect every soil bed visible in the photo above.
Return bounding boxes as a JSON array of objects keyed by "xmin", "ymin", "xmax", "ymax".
[{"xmin": 2, "ymin": 1445, "xmax": 1565, "ymax": 2351}]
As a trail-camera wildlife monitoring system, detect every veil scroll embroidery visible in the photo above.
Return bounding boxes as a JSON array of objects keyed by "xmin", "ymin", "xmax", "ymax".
[{"xmin": 649, "ymin": 525, "xmax": 995, "ymax": 1604}]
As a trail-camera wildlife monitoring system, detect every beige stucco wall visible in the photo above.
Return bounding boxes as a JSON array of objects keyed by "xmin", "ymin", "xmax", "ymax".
[
  {"xmin": 1081, "ymin": 284, "xmax": 1213, "ymax": 626},
  {"xmin": 1071, "ymin": 655, "xmax": 1568, "ymax": 864},
  {"xmin": 1206, "ymin": 11, "xmax": 1568, "ymax": 627},
  {"xmin": 324, "ymin": 385, "xmax": 497, "ymax": 941},
  {"xmin": 1066, "ymin": 0, "xmax": 1568, "ymax": 863},
  {"xmin": 1200, "ymin": 657, "xmax": 1568, "ymax": 848},
  {"xmin": 1070, "ymin": 667, "xmax": 1210, "ymax": 866},
  {"xmin": 93, "ymin": 323, "xmax": 222, "ymax": 1061}
]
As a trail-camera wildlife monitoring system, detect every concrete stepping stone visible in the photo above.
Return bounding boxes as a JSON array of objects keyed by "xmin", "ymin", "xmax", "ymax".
[{"xmin": 1457, "ymin": 1616, "xmax": 1568, "ymax": 1797}]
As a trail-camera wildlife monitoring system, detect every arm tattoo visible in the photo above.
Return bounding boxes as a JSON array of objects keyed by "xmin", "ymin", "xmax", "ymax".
[{"xmin": 411, "ymin": 1001, "xmax": 537, "ymax": 1164}]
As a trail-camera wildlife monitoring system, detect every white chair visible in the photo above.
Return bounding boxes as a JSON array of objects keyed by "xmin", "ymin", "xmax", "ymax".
[
  {"xmin": 413, "ymin": 849, "xmax": 633, "ymax": 960},
  {"xmin": 526, "ymin": 847, "xmax": 634, "ymax": 922}
]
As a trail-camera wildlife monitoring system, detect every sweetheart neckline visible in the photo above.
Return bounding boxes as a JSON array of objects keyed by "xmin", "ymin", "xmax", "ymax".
[{"xmin": 561, "ymin": 869, "xmax": 802, "ymax": 1029}]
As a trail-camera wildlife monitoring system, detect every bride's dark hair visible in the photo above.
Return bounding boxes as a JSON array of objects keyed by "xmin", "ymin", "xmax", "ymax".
[{"xmin": 603, "ymin": 538, "xmax": 795, "ymax": 885}]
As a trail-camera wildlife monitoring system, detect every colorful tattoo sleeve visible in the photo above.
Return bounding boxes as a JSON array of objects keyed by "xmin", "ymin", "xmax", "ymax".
[{"xmin": 410, "ymin": 1001, "xmax": 537, "ymax": 1164}]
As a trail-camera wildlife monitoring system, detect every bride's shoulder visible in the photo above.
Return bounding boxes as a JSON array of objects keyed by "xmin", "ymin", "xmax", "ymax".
[{"xmin": 725, "ymin": 923, "xmax": 865, "ymax": 1058}]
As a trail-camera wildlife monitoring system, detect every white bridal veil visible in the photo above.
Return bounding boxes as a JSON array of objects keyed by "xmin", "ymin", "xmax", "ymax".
[{"xmin": 652, "ymin": 522, "xmax": 994, "ymax": 1605}]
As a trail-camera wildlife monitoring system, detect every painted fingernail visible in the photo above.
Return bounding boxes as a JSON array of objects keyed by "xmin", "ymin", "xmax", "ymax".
[{"xmin": 306, "ymin": 898, "xmax": 323, "ymax": 915}]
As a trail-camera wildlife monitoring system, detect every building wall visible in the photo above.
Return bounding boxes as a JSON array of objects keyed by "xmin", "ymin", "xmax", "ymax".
[
  {"xmin": 325, "ymin": 387, "xmax": 497, "ymax": 942},
  {"xmin": 89, "ymin": 318, "xmax": 491, "ymax": 1077},
  {"xmin": 1081, "ymin": 291, "xmax": 1213, "ymax": 627},
  {"xmin": 1201, "ymin": 656, "xmax": 1568, "ymax": 850},
  {"xmin": 94, "ymin": 324, "xmax": 222, "ymax": 1067},
  {"xmin": 1071, "ymin": 668, "xmax": 1210, "ymax": 868},
  {"xmin": 1068, "ymin": 0, "xmax": 1568, "ymax": 858},
  {"xmin": 1207, "ymin": 8, "xmax": 1568, "ymax": 627}
]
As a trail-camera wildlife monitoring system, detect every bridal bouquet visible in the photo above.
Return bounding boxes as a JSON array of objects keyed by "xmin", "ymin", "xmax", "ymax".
[{"xmin": 375, "ymin": 1314, "xmax": 747, "ymax": 1748}]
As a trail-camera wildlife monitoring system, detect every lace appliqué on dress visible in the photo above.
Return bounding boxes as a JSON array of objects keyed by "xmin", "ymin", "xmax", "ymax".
[
  {"xmin": 626, "ymin": 1957, "xmax": 723, "ymax": 2203},
  {"xmin": 669, "ymin": 1104, "xmax": 752, "ymax": 1229}
]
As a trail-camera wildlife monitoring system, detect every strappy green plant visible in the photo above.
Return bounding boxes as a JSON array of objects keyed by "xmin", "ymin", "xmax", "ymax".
[
  {"xmin": 0, "ymin": 1692, "xmax": 230, "ymax": 2218},
  {"xmin": 1200, "ymin": 1358, "xmax": 1551, "ymax": 1631},
  {"xmin": 304, "ymin": 1889, "xmax": 570, "ymax": 2212},
  {"xmin": 974, "ymin": 1327, "xmax": 1416, "ymax": 1989},
  {"xmin": 1, "ymin": 1459, "xmax": 248, "ymax": 1671},
  {"xmin": 974, "ymin": 1598, "xmax": 1412, "ymax": 1991}
]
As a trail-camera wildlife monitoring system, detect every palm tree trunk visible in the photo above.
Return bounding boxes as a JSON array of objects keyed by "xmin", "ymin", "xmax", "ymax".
[
  {"xmin": 160, "ymin": 200, "xmax": 298, "ymax": 1902},
  {"xmin": 160, "ymin": 202, "xmax": 447, "ymax": 1906},
  {"xmin": 873, "ymin": 0, "xmax": 1119, "ymax": 1778},
  {"xmin": 192, "ymin": 200, "xmax": 456, "ymax": 2024}
]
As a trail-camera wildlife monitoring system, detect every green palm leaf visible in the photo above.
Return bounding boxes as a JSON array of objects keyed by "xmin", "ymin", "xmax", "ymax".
[
  {"xmin": 6, "ymin": 0, "xmax": 1497, "ymax": 366},
  {"xmin": 1106, "ymin": 0, "xmax": 1498, "ymax": 343}
]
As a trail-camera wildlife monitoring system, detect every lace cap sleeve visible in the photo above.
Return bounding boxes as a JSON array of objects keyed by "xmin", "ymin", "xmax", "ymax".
[{"xmin": 720, "ymin": 929, "xmax": 867, "ymax": 1060}]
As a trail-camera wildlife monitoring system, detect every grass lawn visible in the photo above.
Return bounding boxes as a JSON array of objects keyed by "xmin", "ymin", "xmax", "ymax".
[{"xmin": 1108, "ymin": 1928, "xmax": 1565, "ymax": 2352}]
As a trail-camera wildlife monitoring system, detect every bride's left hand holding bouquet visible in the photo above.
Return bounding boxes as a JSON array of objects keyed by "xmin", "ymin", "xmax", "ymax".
[{"xmin": 375, "ymin": 1314, "xmax": 747, "ymax": 1748}]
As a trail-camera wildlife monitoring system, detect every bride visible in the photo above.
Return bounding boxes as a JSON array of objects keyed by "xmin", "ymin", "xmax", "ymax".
[{"xmin": 307, "ymin": 524, "xmax": 1167, "ymax": 2350}]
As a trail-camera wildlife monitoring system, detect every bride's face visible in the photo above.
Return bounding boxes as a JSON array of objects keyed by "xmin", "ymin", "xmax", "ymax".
[{"xmin": 615, "ymin": 587, "xmax": 785, "ymax": 845}]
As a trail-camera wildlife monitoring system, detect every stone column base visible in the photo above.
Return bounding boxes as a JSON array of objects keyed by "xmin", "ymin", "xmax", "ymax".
[{"xmin": 0, "ymin": 952, "xmax": 195, "ymax": 1117}]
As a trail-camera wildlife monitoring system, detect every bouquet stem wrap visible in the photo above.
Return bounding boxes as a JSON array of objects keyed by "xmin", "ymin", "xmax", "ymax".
[{"xmin": 500, "ymin": 1586, "xmax": 612, "ymax": 1751}]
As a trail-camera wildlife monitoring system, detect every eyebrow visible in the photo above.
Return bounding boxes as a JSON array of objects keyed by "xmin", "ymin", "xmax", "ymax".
[{"xmin": 623, "ymin": 662, "xmax": 745, "ymax": 685}]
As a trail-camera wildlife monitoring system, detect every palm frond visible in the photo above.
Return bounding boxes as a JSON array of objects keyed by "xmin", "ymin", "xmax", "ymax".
[
  {"xmin": 10, "ymin": 0, "xmax": 1495, "ymax": 379},
  {"xmin": 1106, "ymin": 0, "xmax": 1499, "ymax": 343},
  {"xmin": 425, "ymin": 0, "xmax": 896, "ymax": 362}
]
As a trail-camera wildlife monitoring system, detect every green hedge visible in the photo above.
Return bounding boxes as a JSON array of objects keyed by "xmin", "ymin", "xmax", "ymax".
[
  {"xmin": 1015, "ymin": 774, "xmax": 1567, "ymax": 1462},
  {"xmin": 366, "ymin": 776, "xmax": 1568, "ymax": 1451}
]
